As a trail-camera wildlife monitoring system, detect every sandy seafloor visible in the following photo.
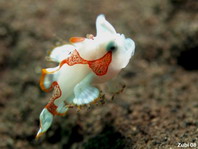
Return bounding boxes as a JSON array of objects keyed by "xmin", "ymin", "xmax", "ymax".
[{"xmin": 0, "ymin": 0, "xmax": 197, "ymax": 148}]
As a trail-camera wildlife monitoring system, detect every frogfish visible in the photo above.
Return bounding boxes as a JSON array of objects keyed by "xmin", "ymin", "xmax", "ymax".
[{"xmin": 36, "ymin": 14, "xmax": 135, "ymax": 138}]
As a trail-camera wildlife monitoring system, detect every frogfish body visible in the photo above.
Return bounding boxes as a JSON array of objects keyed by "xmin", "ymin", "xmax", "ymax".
[{"xmin": 36, "ymin": 14, "xmax": 135, "ymax": 138}]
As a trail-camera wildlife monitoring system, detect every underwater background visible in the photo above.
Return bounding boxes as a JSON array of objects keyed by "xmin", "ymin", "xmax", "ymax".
[{"xmin": 0, "ymin": 0, "xmax": 197, "ymax": 148}]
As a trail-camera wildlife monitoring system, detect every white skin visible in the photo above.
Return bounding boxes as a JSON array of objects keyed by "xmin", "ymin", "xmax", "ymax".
[{"xmin": 36, "ymin": 14, "xmax": 135, "ymax": 138}]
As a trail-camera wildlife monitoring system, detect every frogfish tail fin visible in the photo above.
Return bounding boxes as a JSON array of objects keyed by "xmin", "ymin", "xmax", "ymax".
[{"xmin": 36, "ymin": 108, "xmax": 53, "ymax": 139}]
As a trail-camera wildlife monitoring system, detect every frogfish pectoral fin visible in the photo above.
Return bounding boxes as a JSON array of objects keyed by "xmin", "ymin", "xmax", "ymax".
[
  {"xmin": 36, "ymin": 108, "xmax": 53, "ymax": 139},
  {"xmin": 73, "ymin": 85, "xmax": 100, "ymax": 105},
  {"xmin": 73, "ymin": 74, "xmax": 100, "ymax": 105}
]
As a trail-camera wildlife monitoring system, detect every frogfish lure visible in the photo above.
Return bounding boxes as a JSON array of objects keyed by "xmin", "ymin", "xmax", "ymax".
[{"xmin": 36, "ymin": 14, "xmax": 135, "ymax": 138}]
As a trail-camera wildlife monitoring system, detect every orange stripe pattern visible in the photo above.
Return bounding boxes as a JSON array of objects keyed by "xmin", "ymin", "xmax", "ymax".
[{"xmin": 40, "ymin": 50, "xmax": 112, "ymax": 92}]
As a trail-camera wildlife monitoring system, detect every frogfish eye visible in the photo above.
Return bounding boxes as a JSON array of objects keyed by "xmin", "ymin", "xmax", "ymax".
[{"xmin": 106, "ymin": 41, "xmax": 117, "ymax": 52}]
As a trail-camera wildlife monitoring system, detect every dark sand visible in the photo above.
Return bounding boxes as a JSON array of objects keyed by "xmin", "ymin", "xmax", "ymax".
[{"xmin": 0, "ymin": 0, "xmax": 197, "ymax": 148}]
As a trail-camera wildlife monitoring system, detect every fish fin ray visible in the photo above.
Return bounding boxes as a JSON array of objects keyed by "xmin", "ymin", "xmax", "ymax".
[
  {"xmin": 72, "ymin": 74, "xmax": 100, "ymax": 105},
  {"xmin": 73, "ymin": 85, "xmax": 100, "ymax": 105}
]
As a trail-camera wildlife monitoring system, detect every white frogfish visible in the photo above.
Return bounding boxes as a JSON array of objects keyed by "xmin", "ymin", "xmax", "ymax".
[{"xmin": 36, "ymin": 14, "xmax": 135, "ymax": 138}]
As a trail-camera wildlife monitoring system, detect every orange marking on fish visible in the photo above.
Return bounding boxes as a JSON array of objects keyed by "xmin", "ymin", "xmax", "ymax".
[
  {"xmin": 60, "ymin": 50, "xmax": 112, "ymax": 76},
  {"xmin": 35, "ymin": 131, "xmax": 45, "ymax": 139},
  {"xmin": 40, "ymin": 69, "xmax": 61, "ymax": 92},
  {"xmin": 69, "ymin": 37, "xmax": 85, "ymax": 43},
  {"xmin": 88, "ymin": 51, "xmax": 112, "ymax": 76},
  {"xmin": 44, "ymin": 82, "xmax": 64, "ymax": 115},
  {"xmin": 40, "ymin": 69, "xmax": 54, "ymax": 92},
  {"xmin": 40, "ymin": 50, "xmax": 112, "ymax": 92}
]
